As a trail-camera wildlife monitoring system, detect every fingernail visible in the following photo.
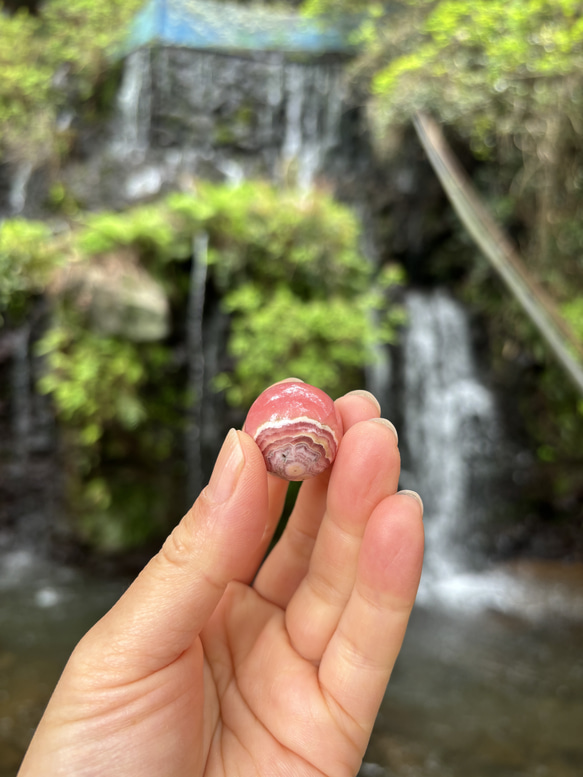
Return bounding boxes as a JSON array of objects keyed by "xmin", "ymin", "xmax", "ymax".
[
  {"xmin": 273, "ymin": 376, "xmax": 305, "ymax": 385},
  {"xmin": 369, "ymin": 416, "xmax": 399, "ymax": 444},
  {"xmin": 206, "ymin": 429, "xmax": 245, "ymax": 504},
  {"xmin": 344, "ymin": 389, "xmax": 381, "ymax": 414},
  {"xmin": 397, "ymin": 489, "xmax": 424, "ymax": 515}
]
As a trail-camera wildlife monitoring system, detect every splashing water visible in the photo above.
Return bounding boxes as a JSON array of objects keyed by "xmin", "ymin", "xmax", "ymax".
[
  {"xmin": 402, "ymin": 290, "xmax": 497, "ymax": 576},
  {"xmin": 398, "ymin": 289, "xmax": 583, "ymax": 620}
]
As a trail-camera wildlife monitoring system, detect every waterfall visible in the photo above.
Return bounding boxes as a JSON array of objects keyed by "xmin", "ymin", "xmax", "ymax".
[
  {"xmin": 399, "ymin": 291, "xmax": 582, "ymax": 617},
  {"xmin": 104, "ymin": 47, "xmax": 354, "ymax": 203},
  {"xmin": 1, "ymin": 321, "xmax": 57, "ymax": 557},
  {"xmin": 400, "ymin": 290, "xmax": 498, "ymax": 583},
  {"xmin": 185, "ymin": 232, "xmax": 209, "ymax": 503},
  {"xmin": 8, "ymin": 161, "xmax": 34, "ymax": 215},
  {"xmin": 281, "ymin": 60, "xmax": 345, "ymax": 189},
  {"xmin": 10, "ymin": 324, "xmax": 33, "ymax": 468},
  {"xmin": 112, "ymin": 48, "xmax": 152, "ymax": 161}
]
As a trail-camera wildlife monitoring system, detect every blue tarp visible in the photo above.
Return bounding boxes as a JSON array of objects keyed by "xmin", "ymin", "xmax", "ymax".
[{"xmin": 123, "ymin": 0, "xmax": 356, "ymax": 55}]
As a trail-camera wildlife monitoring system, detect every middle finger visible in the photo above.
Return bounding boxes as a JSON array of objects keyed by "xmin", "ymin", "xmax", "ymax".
[{"xmin": 253, "ymin": 390, "xmax": 384, "ymax": 608}]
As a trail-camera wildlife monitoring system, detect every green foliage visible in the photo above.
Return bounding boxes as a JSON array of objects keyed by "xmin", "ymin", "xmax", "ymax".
[
  {"xmin": 561, "ymin": 297, "xmax": 583, "ymax": 343},
  {"xmin": 0, "ymin": 0, "xmax": 141, "ymax": 161},
  {"xmin": 35, "ymin": 322, "xmax": 147, "ymax": 453},
  {"xmin": 532, "ymin": 353, "xmax": 583, "ymax": 469},
  {"xmin": 70, "ymin": 181, "xmax": 404, "ymax": 407},
  {"xmin": 32, "ymin": 290, "xmax": 182, "ymax": 550},
  {"xmin": 0, "ymin": 218, "xmax": 61, "ymax": 323},
  {"xmin": 348, "ymin": 0, "xmax": 583, "ymax": 279},
  {"xmin": 40, "ymin": 0, "xmax": 143, "ymax": 80},
  {"xmin": 367, "ymin": 0, "xmax": 583, "ymax": 147},
  {"xmin": 76, "ymin": 205, "xmax": 189, "ymax": 261},
  {"xmin": 35, "ymin": 180, "xmax": 406, "ymax": 420},
  {"xmin": 184, "ymin": 181, "xmax": 369, "ymax": 299},
  {"xmin": 13, "ymin": 180, "xmax": 406, "ymax": 549},
  {"xmin": 218, "ymin": 285, "xmax": 380, "ymax": 405},
  {"xmin": 47, "ymin": 182, "xmax": 82, "ymax": 217},
  {"xmin": 170, "ymin": 182, "xmax": 402, "ymax": 404},
  {"xmin": 0, "ymin": 8, "xmax": 56, "ymax": 161},
  {"xmin": 76, "ymin": 471, "xmax": 171, "ymax": 551}
]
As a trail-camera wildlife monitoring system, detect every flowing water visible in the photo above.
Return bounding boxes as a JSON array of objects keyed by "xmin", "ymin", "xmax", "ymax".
[
  {"xmin": 400, "ymin": 289, "xmax": 498, "ymax": 583},
  {"xmin": 370, "ymin": 587, "xmax": 583, "ymax": 777},
  {"xmin": 0, "ymin": 552, "xmax": 128, "ymax": 776},
  {"xmin": 7, "ymin": 164, "xmax": 33, "ymax": 217},
  {"xmin": 363, "ymin": 289, "xmax": 583, "ymax": 777}
]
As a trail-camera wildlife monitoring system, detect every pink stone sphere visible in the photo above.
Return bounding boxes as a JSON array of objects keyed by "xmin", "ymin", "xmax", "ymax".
[{"xmin": 244, "ymin": 381, "xmax": 343, "ymax": 481}]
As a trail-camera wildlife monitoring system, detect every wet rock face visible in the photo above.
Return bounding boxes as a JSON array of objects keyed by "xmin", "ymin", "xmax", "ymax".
[
  {"xmin": 51, "ymin": 248, "xmax": 170, "ymax": 343},
  {"xmin": 0, "ymin": 45, "xmax": 375, "ymax": 218},
  {"xmin": 99, "ymin": 46, "xmax": 370, "ymax": 206},
  {"xmin": 148, "ymin": 49, "xmax": 347, "ymax": 164}
]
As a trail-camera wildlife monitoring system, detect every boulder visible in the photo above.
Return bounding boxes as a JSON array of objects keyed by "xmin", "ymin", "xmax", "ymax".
[{"xmin": 52, "ymin": 248, "xmax": 170, "ymax": 342}]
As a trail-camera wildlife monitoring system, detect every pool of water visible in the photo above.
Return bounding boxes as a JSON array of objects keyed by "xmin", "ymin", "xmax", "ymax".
[
  {"xmin": 0, "ymin": 551, "xmax": 128, "ymax": 777},
  {"xmin": 1, "ymin": 553, "xmax": 582, "ymax": 777},
  {"xmin": 368, "ymin": 561, "xmax": 583, "ymax": 777}
]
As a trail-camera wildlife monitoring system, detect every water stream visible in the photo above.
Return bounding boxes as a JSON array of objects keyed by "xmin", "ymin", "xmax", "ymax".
[
  {"xmin": 7, "ymin": 164, "xmax": 33, "ymax": 217},
  {"xmin": 396, "ymin": 290, "xmax": 583, "ymax": 623},
  {"xmin": 112, "ymin": 48, "xmax": 152, "ymax": 162},
  {"xmin": 363, "ymin": 289, "xmax": 583, "ymax": 777},
  {"xmin": 400, "ymin": 289, "xmax": 498, "ymax": 582}
]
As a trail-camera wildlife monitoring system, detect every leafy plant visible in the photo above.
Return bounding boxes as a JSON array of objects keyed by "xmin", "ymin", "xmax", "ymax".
[
  {"xmin": 561, "ymin": 297, "xmax": 583, "ymax": 343},
  {"xmin": 35, "ymin": 322, "xmax": 147, "ymax": 454},
  {"xmin": 218, "ymin": 285, "xmax": 386, "ymax": 405},
  {"xmin": 0, "ymin": 218, "xmax": 61, "ymax": 323},
  {"xmin": 0, "ymin": 7, "xmax": 56, "ymax": 161},
  {"xmin": 73, "ymin": 182, "xmax": 403, "ymax": 407},
  {"xmin": 0, "ymin": 0, "xmax": 142, "ymax": 161},
  {"xmin": 14, "ymin": 179, "xmax": 407, "ymax": 549},
  {"xmin": 76, "ymin": 205, "xmax": 190, "ymax": 262},
  {"xmin": 170, "ymin": 182, "xmax": 404, "ymax": 403}
]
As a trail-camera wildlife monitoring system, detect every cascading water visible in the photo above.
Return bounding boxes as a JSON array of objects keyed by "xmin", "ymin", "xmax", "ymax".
[
  {"xmin": 112, "ymin": 48, "xmax": 152, "ymax": 161},
  {"xmin": 398, "ymin": 289, "xmax": 583, "ymax": 620},
  {"xmin": 105, "ymin": 46, "xmax": 354, "ymax": 203},
  {"xmin": 281, "ymin": 60, "xmax": 345, "ymax": 189},
  {"xmin": 8, "ymin": 162, "xmax": 34, "ymax": 216},
  {"xmin": 399, "ymin": 289, "xmax": 500, "ymax": 595}
]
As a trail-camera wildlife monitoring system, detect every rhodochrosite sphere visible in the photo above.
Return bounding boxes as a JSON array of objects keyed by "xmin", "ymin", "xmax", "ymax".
[{"xmin": 244, "ymin": 382, "xmax": 343, "ymax": 481}]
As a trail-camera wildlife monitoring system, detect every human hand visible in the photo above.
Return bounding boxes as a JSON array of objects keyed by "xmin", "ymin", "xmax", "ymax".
[{"xmin": 18, "ymin": 384, "xmax": 424, "ymax": 777}]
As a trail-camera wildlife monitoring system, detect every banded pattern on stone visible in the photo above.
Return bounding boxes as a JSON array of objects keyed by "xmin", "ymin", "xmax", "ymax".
[{"xmin": 254, "ymin": 417, "xmax": 339, "ymax": 480}]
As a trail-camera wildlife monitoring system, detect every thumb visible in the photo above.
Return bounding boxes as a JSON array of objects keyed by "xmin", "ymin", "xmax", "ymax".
[{"xmin": 83, "ymin": 429, "xmax": 269, "ymax": 675}]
